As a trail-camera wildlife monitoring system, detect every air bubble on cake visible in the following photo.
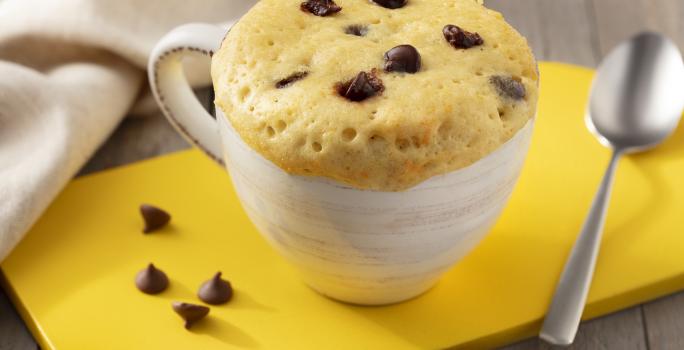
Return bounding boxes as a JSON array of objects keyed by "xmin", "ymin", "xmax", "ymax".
[
  {"xmin": 266, "ymin": 126, "xmax": 276, "ymax": 138},
  {"xmin": 411, "ymin": 135, "xmax": 422, "ymax": 148},
  {"xmin": 274, "ymin": 120, "xmax": 286, "ymax": 132},
  {"xmin": 238, "ymin": 86, "xmax": 251, "ymax": 102},
  {"xmin": 344, "ymin": 25, "xmax": 368, "ymax": 36},
  {"xmin": 342, "ymin": 128, "xmax": 357, "ymax": 142},
  {"xmin": 369, "ymin": 110, "xmax": 378, "ymax": 120},
  {"xmin": 395, "ymin": 138, "xmax": 410, "ymax": 152},
  {"xmin": 497, "ymin": 107, "xmax": 506, "ymax": 120}
]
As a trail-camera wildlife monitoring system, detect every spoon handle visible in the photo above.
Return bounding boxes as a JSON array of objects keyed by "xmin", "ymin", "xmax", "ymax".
[{"xmin": 540, "ymin": 150, "xmax": 622, "ymax": 346}]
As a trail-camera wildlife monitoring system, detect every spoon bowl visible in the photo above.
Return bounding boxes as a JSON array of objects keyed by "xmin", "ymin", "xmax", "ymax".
[{"xmin": 587, "ymin": 32, "xmax": 684, "ymax": 152}]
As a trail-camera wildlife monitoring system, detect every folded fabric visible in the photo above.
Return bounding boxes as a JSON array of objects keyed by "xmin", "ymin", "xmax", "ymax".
[{"xmin": 0, "ymin": 0, "xmax": 254, "ymax": 262}]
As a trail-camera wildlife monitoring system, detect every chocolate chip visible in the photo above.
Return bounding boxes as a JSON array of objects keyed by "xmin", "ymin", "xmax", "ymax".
[
  {"xmin": 276, "ymin": 72, "xmax": 309, "ymax": 89},
  {"xmin": 490, "ymin": 75, "xmax": 526, "ymax": 100},
  {"xmin": 172, "ymin": 302, "xmax": 210, "ymax": 329},
  {"xmin": 336, "ymin": 69, "xmax": 384, "ymax": 102},
  {"xmin": 384, "ymin": 45, "xmax": 421, "ymax": 73},
  {"xmin": 135, "ymin": 263, "xmax": 169, "ymax": 294},
  {"xmin": 443, "ymin": 25, "xmax": 484, "ymax": 49},
  {"xmin": 198, "ymin": 272, "xmax": 233, "ymax": 305},
  {"xmin": 345, "ymin": 24, "xmax": 368, "ymax": 37},
  {"xmin": 300, "ymin": 0, "xmax": 341, "ymax": 17},
  {"xmin": 371, "ymin": 0, "xmax": 407, "ymax": 9},
  {"xmin": 140, "ymin": 204, "xmax": 171, "ymax": 233}
]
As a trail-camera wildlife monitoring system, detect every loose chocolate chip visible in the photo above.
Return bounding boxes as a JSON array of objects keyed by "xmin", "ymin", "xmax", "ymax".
[
  {"xmin": 198, "ymin": 272, "xmax": 233, "ymax": 305},
  {"xmin": 336, "ymin": 69, "xmax": 384, "ymax": 102},
  {"xmin": 345, "ymin": 24, "xmax": 368, "ymax": 37},
  {"xmin": 490, "ymin": 75, "xmax": 526, "ymax": 100},
  {"xmin": 443, "ymin": 25, "xmax": 484, "ymax": 49},
  {"xmin": 140, "ymin": 204, "xmax": 171, "ymax": 233},
  {"xmin": 371, "ymin": 0, "xmax": 408, "ymax": 9},
  {"xmin": 276, "ymin": 72, "xmax": 309, "ymax": 89},
  {"xmin": 384, "ymin": 45, "xmax": 421, "ymax": 73},
  {"xmin": 300, "ymin": 0, "xmax": 341, "ymax": 17},
  {"xmin": 172, "ymin": 302, "xmax": 210, "ymax": 329},
  {"xmin": 135, "ymin": 263, "xmax": 169, "ymax": 294}
]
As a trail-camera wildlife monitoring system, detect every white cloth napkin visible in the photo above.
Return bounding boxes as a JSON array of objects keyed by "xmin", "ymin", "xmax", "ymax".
[{"xmin": 0, "ymin": 0, "xmax": 255, "ymax": 262}]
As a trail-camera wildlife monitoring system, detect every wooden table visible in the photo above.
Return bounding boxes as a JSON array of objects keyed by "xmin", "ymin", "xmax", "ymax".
[{"xmin": 2, "ymin": 1, "xmax": 683, "ymax": 349}]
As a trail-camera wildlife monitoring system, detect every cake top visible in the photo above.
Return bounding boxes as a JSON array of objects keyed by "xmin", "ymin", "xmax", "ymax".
[{"xmin": 212, "ymin": 0, "xmax": 538, "ymax": 191}]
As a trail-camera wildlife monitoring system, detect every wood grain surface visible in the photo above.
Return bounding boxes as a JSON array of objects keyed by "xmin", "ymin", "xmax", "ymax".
[{"xmin": 2, "ymin": 1, "xmax": 683, "ymax": 349}]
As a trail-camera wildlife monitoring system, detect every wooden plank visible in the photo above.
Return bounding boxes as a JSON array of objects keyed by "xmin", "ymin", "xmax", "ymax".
[
  {"xmin": 486, "ymin": 0, "xmax": 600, "ymax": 67},
  {"xmin": 591, "ymin": 0, "xmax": 684, "ymax": 57},
  {"xmin": 500, "ymin": 307, "xmax": 648, "ymax": 350},
  {"xmin": 484, "ymin": 0, "xmax": 545, "ymax": 64},
  {"xmin": 0, "ymin": 288, "xmax": 35, "ymax": 350},
  {"xmin": 643, "ymin": 291, "xmax": 684, "ymax": 350}
]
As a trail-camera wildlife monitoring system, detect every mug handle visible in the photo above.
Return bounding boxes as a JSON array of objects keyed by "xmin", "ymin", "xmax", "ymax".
[{"xmin": 148, "ymin": 23, "xmax": 227, "ymax": 165}]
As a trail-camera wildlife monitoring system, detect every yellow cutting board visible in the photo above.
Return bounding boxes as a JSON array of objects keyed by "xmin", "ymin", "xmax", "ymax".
[{"xmin": 2, "ymin": 63, "xmax": 684, "ymax": 349}]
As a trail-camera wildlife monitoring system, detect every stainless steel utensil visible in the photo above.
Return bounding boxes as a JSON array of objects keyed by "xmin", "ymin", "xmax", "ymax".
[{"xmin": 539, "ymin": 32, "xmax": 684, "ymax": 346}]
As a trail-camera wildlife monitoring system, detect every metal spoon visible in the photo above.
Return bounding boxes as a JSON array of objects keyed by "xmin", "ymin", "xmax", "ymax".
[{"xmin": 539, "ymin": 32, "xmax": 684, "ymax": 346}]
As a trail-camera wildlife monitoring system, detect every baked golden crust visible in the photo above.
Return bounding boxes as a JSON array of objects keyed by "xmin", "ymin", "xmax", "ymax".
[{"xmin": 212, "ymin": 0, "xmax": 538, "ymax": 191}]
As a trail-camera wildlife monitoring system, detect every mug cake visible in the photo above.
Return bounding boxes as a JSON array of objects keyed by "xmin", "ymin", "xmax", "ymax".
[{"xmin": 212, "ymin": 0, "xmax": 538, "ymax": 191}]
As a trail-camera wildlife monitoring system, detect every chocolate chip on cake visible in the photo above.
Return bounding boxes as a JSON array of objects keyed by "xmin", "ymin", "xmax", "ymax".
[
  {"xmin": 345, "ymin": 24, "xmax": 368, "ymax": 37},
  {"xmin": 490, "ymin": 75, "xmax": 526, "ymax": 100},
  {"xmin": 135, "ymin": 263, "xmax": 169, "ymax": 294},
  {"xmin": 384, "ymin": 45, "xmax": 421, "ymax": 73},
  {"xmin": 140, "ymin": 204, "xmax": 171, "ymax": 233},
  {"xmin": 372, "ymin": 0, "xmax": 408, "ymax": 9},
  {"xmin": 172, "ymin": 302, "xmax": 210, "ymax": 330},
  {"xmin": 336, "ymin": 69, "xmax": 384, "ymax": 102},
  {"xmin": 198, "ymin": 272, "xmax": 233, "ymax": 305},
  {"xmin": 443, "ymin": 25, "xmax": 484, "ymax": 49},
  {"xmin": 276, "ymin": 72, "xmax": 309, "ymax": 89},
  {"xmin": 300, "ymin": 0, "xmax": 341, "ymax": 17}
]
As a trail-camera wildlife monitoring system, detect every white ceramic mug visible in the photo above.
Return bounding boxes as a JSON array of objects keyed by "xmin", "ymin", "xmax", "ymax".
[{"xmin": 149, "ymin": 22, "xmax": 534, "ymax": 305}]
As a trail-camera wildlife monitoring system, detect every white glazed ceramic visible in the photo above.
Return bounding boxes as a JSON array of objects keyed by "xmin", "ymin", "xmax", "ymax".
[{"xmin": 149, "ymin": 22, "xmax": 535, "ymax": 305}]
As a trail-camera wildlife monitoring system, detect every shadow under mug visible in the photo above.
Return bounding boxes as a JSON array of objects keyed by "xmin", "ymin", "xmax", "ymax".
[{"xmin": 149, "ymin": 23, "xmax": 534, "ymax": 305}]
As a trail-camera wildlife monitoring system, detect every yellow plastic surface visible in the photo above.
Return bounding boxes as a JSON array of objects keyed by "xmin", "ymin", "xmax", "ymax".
[{"xmin": 2, "ymin": 63, "xmax": 684, "ymax": 349}]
